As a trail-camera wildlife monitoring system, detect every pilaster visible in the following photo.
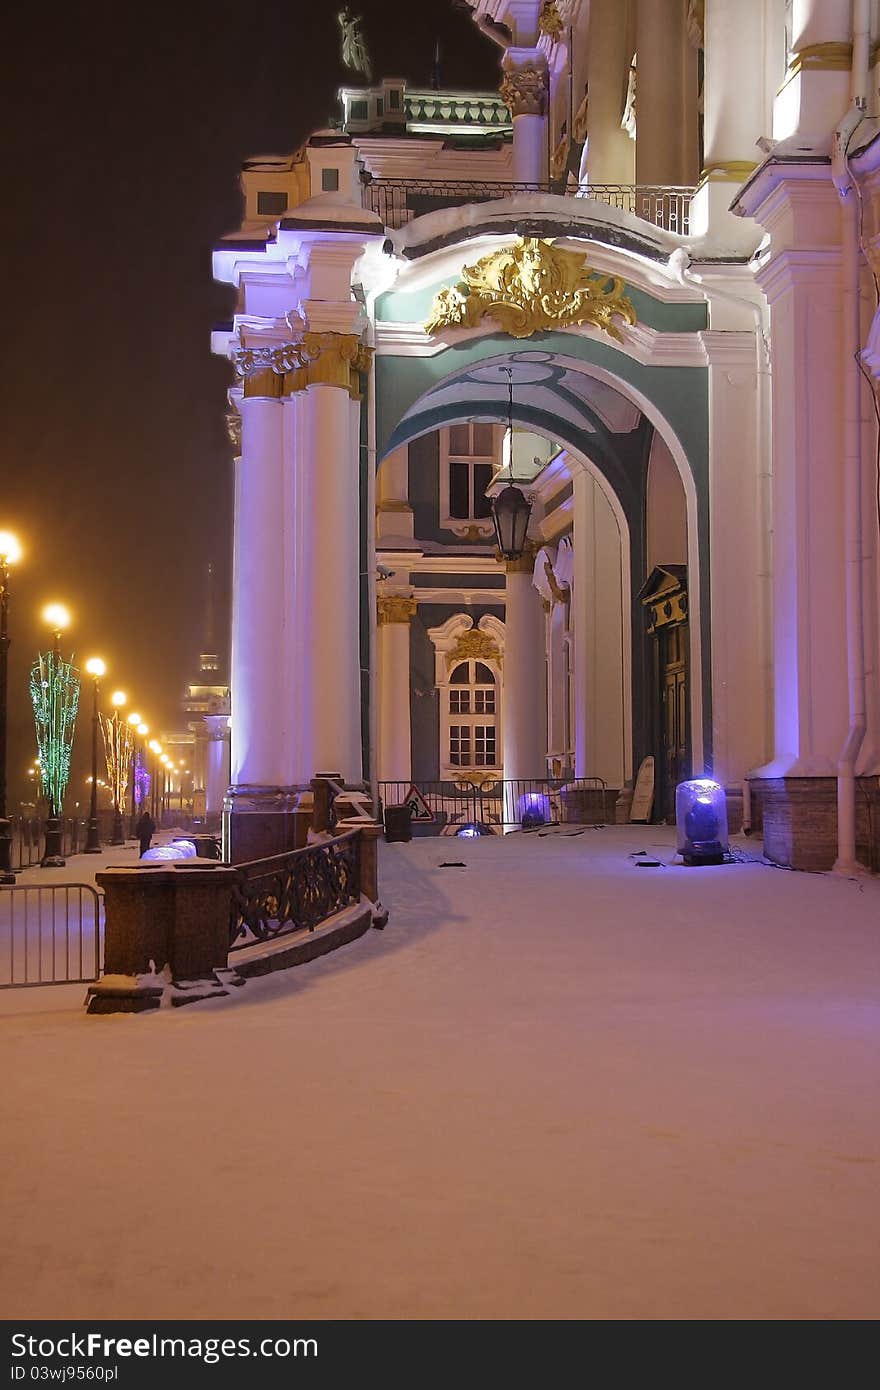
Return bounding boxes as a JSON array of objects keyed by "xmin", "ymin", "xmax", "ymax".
[{"xmin": 376, "ymin": 595, "xmax": 418, "ymax": 783}]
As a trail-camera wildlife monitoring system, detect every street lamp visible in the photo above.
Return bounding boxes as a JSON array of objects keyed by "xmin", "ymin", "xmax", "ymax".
[
  {"xmin": 84, "ymin": 657, "xmax": 106, "ymax": 853},
  {"xmin": 0, "ymin": 530, "xmax": 22, "ymax": 884},
  {"xmin": 37, "ymin": 601, "xmax": 75, "ymax": 868}
]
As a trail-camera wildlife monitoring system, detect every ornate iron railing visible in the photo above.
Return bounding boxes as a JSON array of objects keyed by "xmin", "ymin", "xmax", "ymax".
[
  {"xmin": 363, "ymin": 178, "xmax": 694, "ymax": 235},
  {"xmin": 229, "ymin": 830, "xmax": 362, "ymax": 952},
  {"xmin": 378, "ymin": 777, "xmax": 610, "ymax": 834}
]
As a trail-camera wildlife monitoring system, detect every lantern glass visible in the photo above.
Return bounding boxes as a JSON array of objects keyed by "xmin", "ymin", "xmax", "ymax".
[
  {"xmin": 675, "ymin": 778, "xmax": 728, "ymax": 864},
  {"xmin": 491, "ymin": 484, "xmax": 532, "ymax": 560}
]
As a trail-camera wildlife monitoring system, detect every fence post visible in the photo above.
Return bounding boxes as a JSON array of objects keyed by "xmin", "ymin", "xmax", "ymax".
[{"xmin": 86, "ymin": 865, "xmax": 239, "ymax": 1013}]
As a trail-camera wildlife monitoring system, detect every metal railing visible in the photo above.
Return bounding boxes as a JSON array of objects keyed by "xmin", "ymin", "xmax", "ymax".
[
  {"xmin": 9, "ymin": 815, "xmax": 89, "ymax": 870},
  {"xmin": 0, "ymin": 883, "xmax": 103, "ymax": 988},
  {"xmin": 229, "ymin": 829, "xmax": 362, "ymax": 953},
  {"xmin": 378, "ymin": 777, "xmax": 609, "ymax": 834},
  {"xmin": 363, "ymin": 178, "xmax": 694, "ymax": 235}
]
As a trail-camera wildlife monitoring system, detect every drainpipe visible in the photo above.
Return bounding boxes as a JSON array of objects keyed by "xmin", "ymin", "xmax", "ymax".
[{"xmin": 831, "ymin": 0, "xmax": 870, "ymax": 874}]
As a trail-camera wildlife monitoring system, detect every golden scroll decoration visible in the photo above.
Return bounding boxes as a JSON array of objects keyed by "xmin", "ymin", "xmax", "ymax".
[{"xmin": 425, "ymin": 238, "xmax": 636, "ymax": 342}]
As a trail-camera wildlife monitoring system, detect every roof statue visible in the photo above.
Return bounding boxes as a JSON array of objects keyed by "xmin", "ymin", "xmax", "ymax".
[{"xmin": 338, "ymin": 9, "xmax": 372, "ymax": 83}]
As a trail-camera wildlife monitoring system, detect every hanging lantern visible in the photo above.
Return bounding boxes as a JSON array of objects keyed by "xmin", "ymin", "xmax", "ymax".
[
  {"xmin": 490, "ymin": 365, "xmax": 533, "ymax": 561},
  {"xmin": 491, "ymin": 484, "xmax": 532, "ymax": 560}
]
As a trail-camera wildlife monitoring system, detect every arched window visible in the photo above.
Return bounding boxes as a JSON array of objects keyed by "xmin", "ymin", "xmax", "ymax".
[{"xmin": 448, "ymin": 660, "xmax": 498, "ymax": 768}]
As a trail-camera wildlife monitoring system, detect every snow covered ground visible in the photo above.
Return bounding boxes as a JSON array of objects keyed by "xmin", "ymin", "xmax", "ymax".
[{"xmin": 1, "ymin": 826, "xmax": 878, "ymax": 1320}]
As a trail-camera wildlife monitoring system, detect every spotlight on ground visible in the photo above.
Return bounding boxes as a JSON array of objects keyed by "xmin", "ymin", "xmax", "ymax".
[
  {"xmin": 519, "ymin": 792, "xmax": 550, "ymax": 829},
  {"xmin": 675, "ymin": 778, "xmax": 728, "ymax": 865},
  {"xmin": 456, "ymin": 822, "xmax": 491, "ymax": 838}
]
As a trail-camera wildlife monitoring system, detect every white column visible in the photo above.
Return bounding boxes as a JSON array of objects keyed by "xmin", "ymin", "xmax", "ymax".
[
  {"xmin": 702, "ymin": 330, "xmax": 771, "ymax": 785},
  {"xmin": 501, "ymin": 48, "xmax": 549, "ymax": 185},
  {"xmin": 751, "ymin": 179, "xmax": 849, "ymax": 774},
  {"xmin": 377, "ymin": 596, "xmax": 416, "ymax": 782},
  {"xmin": 502, "ymin": 558, "xmax": 547, "ymax": 782},
  {"xmin": 584, "ymin": 0, "xmax": 636, "ymax": 186},
  {"xmin": 571, "ymin": 471, "xmax": 627, "ymax": 788},
  {"xmin": 689, "ymin": 0, "xmax": 765, "ymax": 253},
  {"xmin": 204, "ymin": 715, "xmax": 231, "ymax": 817},
  {"xmin": 299, "ymin": 372, "xmax": 363, "ymax": 782},
  {"xmin": 635, "ymin": 0, "xmax": 700, "ymax": 186},
  {"xmin": 774, "ymin": 0, "xmax": 853, "ymax": 144},
  {"xmin": 231, "ymin": 393, "xmax": 290, "ymax": 787}
]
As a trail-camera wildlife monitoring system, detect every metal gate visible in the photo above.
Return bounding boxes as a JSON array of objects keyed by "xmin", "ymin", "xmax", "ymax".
[{"xmin": 0, "ymin": 884, "xmax": 103, "ymax": 988}]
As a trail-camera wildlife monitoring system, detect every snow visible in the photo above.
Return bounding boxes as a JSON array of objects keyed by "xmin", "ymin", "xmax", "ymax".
[{"xmin": 1, "ymin": 826, "xmax": 879, "ymax": 1320}]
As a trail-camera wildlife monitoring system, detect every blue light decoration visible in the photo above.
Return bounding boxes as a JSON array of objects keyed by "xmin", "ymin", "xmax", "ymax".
[
  {"xmin": 456, "ymin": 821, "xmax": 491, "ymax": 838},
  {"xmin": 518, "ymin": 791, "xmax": 551, "ymax": 829},
  {"xmin": 675, "ymin": 778, "xmax": 728, "ymax": 865},
  {"xmin": 133, "ymin": 751, "xmax": 151, "ymax": 807}
]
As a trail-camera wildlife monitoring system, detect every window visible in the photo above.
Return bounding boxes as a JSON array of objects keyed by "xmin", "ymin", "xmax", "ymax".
[
  {"xmin": 321, "ymin": 167, "xmax": 340, "ymax": 192},
  {"xmin": 389, "ymin": 88, "xmax": 401, "ymax": 110},
  {"xmin": 441, "ymin": 422, "xmax": 499, "ymax": 532},
  {"xmin": 257, "ymin": 190, "xmax": 288, "ymax": 216},
  {"xmin": 447, "ymin": 661, "xmax": 498, "ymax": 767},
  {"xmin": 350, "ymin": 100, "xmax": 368, "ymax": 120}
]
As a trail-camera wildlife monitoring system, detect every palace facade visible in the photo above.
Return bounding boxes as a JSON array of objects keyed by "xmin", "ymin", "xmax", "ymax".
[{"xmin": 213, "ymin": 0, "xmax": 880, "ymax": 871}]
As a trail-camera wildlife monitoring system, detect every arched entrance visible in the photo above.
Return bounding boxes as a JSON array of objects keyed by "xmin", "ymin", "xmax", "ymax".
[{"xmin": 374, "ymin": 340, "xmax": 706, "ymax": 800}]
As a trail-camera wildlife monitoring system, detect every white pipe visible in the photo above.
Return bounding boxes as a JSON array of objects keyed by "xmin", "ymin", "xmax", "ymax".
[{"xmin": 831, "ymin": 0, "xmax": 870, "ymax": 874}]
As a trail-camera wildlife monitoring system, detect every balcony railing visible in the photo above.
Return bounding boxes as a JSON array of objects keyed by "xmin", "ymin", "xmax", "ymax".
[{"xmin": 363, "ymin": 178, "xmax": 694, "ymax": 236}]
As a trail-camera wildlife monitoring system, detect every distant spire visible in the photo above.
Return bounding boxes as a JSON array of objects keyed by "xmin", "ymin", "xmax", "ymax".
[
  {"xmin": 431, "ymin": 40, "xmax": 442, "ymax": 90},
  {"xmin": 199, "ymin": 562, "xmax": 220, "ymax": 676}
]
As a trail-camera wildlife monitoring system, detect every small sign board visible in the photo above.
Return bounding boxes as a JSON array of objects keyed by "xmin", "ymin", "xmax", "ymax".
[
  {"xmin": 629, "ymin": 755, "xmax": 655, "ymax": 823},
  {"xmin": 403, "ymin": 784, "xmax": 435, "ymax": 823}
]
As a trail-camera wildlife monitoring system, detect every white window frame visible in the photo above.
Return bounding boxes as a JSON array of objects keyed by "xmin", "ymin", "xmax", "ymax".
[
  {"xmin": 439, "ymin": 422, "xmax": 503, "ymax": 538},
  {"xmin": 426, "ymin": 614, "xmax": 506, "ymax": 781}
]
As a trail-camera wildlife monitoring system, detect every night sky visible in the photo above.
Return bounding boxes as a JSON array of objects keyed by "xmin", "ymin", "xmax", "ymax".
[{"xmin": 4, "ymin": 0, "xmax": 498, "ymax": 805}]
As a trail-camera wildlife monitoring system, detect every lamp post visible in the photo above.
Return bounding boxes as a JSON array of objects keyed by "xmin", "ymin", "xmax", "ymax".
[
  {"xmin": 84, "ymin": 658, "xmax": 106, "ymax": 853},
  {"xmin": 39, "ymin": 603, "xmax": 74, "ymax": 867},
  {"xmin": 0, "ymin": 530, "xmax": 22, "ymax": 884}
]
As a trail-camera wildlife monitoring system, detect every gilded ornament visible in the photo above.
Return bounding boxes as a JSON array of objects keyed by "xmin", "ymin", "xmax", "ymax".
[
  {"xmin": 500, "ymin": 56, "xmax": 549, "ymax": 117},
  {"xmin": 446, "ymin": 629, "xmax": 501, "ymax": 670},
  {"xmin": 424, "ymin": 237, "xmax": 637, "ymax": 342},
  {"xmin": 232, "ymin": 332, "xmax": 372, "ymax": 399},
  {"xmin": 550, "ymin": 131, "xmax": 570, "ymax": 181},
  {"xmin": 538, "ymin": 1, "xmax": 565, "ymax": 42},
  {"xmin": 544, "ymin": 557, "xmax": 570, "ymax": 603},
  {"xmin": 377, "ymin": 595, "xmax": 418, "ymax": 625}
]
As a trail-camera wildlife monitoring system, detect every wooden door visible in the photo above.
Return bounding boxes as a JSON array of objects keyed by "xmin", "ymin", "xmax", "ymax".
[{"xmin": 659, "ymin": 623, "xmax": 689, "ymax": 822}]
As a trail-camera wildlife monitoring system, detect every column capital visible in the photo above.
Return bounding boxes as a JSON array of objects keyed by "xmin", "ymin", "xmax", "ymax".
[
  {"xmin": 500, "ymin": 51, "xmax": 549, "ymax": 117},
  {"xmin": 377, "ymin": 595, "xmax": 418, "ymax": 625},
  {"xmin": 233, "ymin": 332, "xmax": 372, "ymax": 400}
]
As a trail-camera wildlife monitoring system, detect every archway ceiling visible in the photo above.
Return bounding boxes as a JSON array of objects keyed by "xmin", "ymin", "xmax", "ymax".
[{"xmin": 397, "ymin": 350, "xmax": 642, "ymax": 437}]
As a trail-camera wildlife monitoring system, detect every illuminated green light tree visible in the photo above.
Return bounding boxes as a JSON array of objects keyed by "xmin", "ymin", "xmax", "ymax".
[{"xmin": 30, "ymin": 650, "xmax": 80, "ymax": 817}]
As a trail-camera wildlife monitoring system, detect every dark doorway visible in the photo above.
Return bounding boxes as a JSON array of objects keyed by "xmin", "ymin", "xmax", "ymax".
[{"xmin": 640, "ymin": 566, "xmax": 690, "ymax": 823}]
